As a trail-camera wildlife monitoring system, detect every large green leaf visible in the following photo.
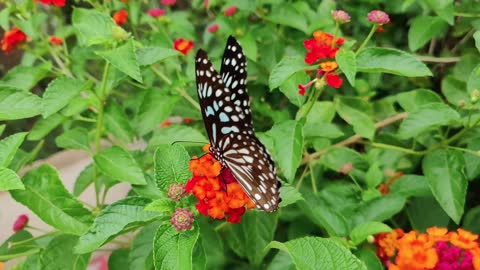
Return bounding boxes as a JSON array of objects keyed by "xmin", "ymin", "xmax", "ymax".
[
  {"xmin": 267, "ymin": 5, "xmax": 308, "ymax": 33},
  {"xmin": 94, "ymin": 146, "xmax": 147, "ymax": 185},
  {"xmin": 352, "ymin": 195, "xmax": 406, "ymax": 226},
  {"xmin": 153, "ymin": 223, "xmax": 200, "ymax": 270},
  {"xmin": 0, "ymin": 87, "xmax": 42, "ymax": 120},
  {"xmin": 39, "ymin": 234, "xmax": 90, "ymax": 270},
  {"xmin": 335, "ymin": 48, "xmax": 356, "ymax": 86},
  {"xmin": 27, "ymin": 113, "xmax": 67, "ymax": 141},
  {"xmin": 55, "ymin": 128, "xmax": 90, "ymax": 151},
  {"xmin": 423, "ymin": 149, "xmax": 467, "ymax": 224},
  {"xmin": 135, "ymin": 89, "xmax": 180, "ymax": 135},
  {"xmin": 349, "ymin": 222, "xmax": 391, "ymax": 246},
  {"xmin": 0, "ymin": 230, "xmax": 37, "ymax": 259},
  {"xmin": 108, "ymin": 249, "xmax": 130, "ymax": 270},
  {"xmin": 423, "ymin": 0, "xmax": 454, "ymax": 25},
  {"xmin": 104, "ymin": 101, "xmax": 134, "ymax": 143},
  {"xmin": 42, "ymin": 77, "xmax": 85, "ymax": 118},
  {"xmin": 269, "ymin": 56, "xmax": 308, "ymax": 90},
  {"xmin": 474, "ymin": 31, "xmax": 480, "ymax": 53},
  {"xmin": 96, "ymin": 39, "xmax": 142, "ymax": 82},
  {"xmin": 72, "ymin": 7, "xmax": 116, "ymax": 45},
  {"xmin": 149, "ymin": 125, "xmax": 207, "ymax": 149},
  {"xmin": 408, "ymin": 16, "xmax": 448, "ymax": 52},
  {"xmin": 129, "ymin": 222, "xmax": 158, "ymax": 270},
  {"xmin": 154, "ymin": 144, "xmax": 191, "ymax": 190},
  {"xmin": 335, "ymin": 96, "xmax": 375, "ymax": 139},
  {"xmin": 279, "ymin": 185, "xmax": 304, "ymax": 207},
  {"xmin": 321, "ymin": 147, "xmax": 369, "ymax": 172},
  {"xmin": 396, "ymin": 88, "xmax": 442, "ymax": 112},
  {"xmin": 389, "ymin": 175, "xmax": 431, "ymax": 197},
  {"xmin": 267, "ymin": 120, "xmax": 303, "ymax": 181},
  {"xmin": 0, "ymin": 64, "xmax": 51, "ymax": 91},
  {"xmin": 397, "ymin": 103, "xmax": 460, "ymax": 139},
  {"xmin": 224, "ymin": 211, "xmax": 278, "ymax": 266},
  {"xmin": 10, "ymin": 165, "xmax": 92, "ymax": 235},
  {"xmin": 0, "ymin": 167, "xmax": 24, "ymax": 191},
  {"xmin": 279, "ymin": 71, "xmax": 308, "ymax": 107},
  {"xmin": 0, "ymin": 132, "xmax": 27, "ymax": 167},
  {"xmin": 136, "ymin": 47, "xmax": 180, "ymax": 66},
  {"xmin": 75, "ymin": 197, "xmax": 159, "ymax": 253},
  {"xmin": 467, "ymin": 64, "xmax": 480, "ymax": 95},
  {"xmin": 267, "ymin": 237, "xmax": 366, "ymax": 270},
  {"xmin": 356, "ymin": 48, "xmax": 432, "ymax": 77}
]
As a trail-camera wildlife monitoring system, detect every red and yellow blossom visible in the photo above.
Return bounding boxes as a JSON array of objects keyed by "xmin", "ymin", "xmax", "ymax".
[
  {"xmin": 173, "ymin": 38, "xmax": 194, "ymax": 55},
  {"xmin": 374, "ymin": 227, "xmax": 480, "ymax": 270},
  {"xmin": 185, "ymin": 146, "xmax": 255, "ymax": 223},
  {"xmin": 113, "ymin": 10, "xmax": 128, "ymax": 25},
  {"xmin": 1, "ymin": 27, "xmax": 27, "ymax": 54},
  {"xmin": 49, "ymin": 36, "xmax": 63, "ymax": 45}
]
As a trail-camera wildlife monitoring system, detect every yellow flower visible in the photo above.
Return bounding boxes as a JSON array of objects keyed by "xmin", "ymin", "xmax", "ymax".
[{"xmin": 320, "ymin": 61, "xmax": 338, "ymax": 72}]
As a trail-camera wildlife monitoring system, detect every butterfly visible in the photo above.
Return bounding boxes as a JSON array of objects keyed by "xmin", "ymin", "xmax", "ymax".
[{"xmin": 195, "ymin": 36, "xmax": 281, "ymax": 212}]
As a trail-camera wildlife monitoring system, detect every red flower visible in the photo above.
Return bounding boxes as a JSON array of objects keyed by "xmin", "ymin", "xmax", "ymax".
[
  {"xmin": 183, "ymin": 117, "xmax": 193, "ymax": 124},
  {"xmin": 173, "ymin": 38, "xmax": 194, "ymax": 55},
  {"xmin": 49, "ymin": 36, "xmax": 63, "ymax": 45},
  {"xmin": 303, "ymin": 31, "xmax": 343, "ymax": 64},
  {"xmin": 298, "ymin": 84, "xmax": 306, "ymax": 96},
  {"xmin": 325, "ymin": 73, "xmax": 343, "ymax": 88},
  {"xmin": 39, "ymin": 0, "xmax": 65, "ymax": 7},
  {"xmin": 160, "ymin": 120, "xmax": 172, "ymax": 127},
  {"xmin": 13, "ymin": 214, "xmax": 29, "ymax": 232},
  {"xmin": 148, "ymin": 8, "xmax": 165, "ymax": 18},
  {"xmin": 203, "ymin": 0, "xmax": 208, "ymax": 8},
  {"xmin": 1, "ymin": 27, "xmax": 27, "ymax": 55},
  {"xmin": 224, "ymin": 6, "xmax": 237, "ymax": 16},
  {"xmin": 161, "ymin": 0, "xmax": 176, "ymax": 6},
  {"xmin": 207, "ymin": 24, "xmax": 219, "ymax": 33},
  {"xmin": 113, "ymin": 10, "xmax": 128, "ymax": 25}
]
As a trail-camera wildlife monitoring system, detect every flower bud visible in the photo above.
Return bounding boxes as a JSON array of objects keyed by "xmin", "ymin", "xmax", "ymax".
[
  {"xmin": 167, "ymin": 183, "xmax": 186, "ymax": 202},
  {"xmin": 13, "ymin": 214, "xmax": 29, "ymax": 232},
  {"xmin": 367, "ymin": 10, "xmax": 390, "ymax": 24},
  {"xmin": 367, "ymin": 235, "xmax": 375, "ymax": 243},
  {"xmin": 339, "ymin": 163, "xmax": 353, "ymax": 174},
  {"xmin": 170, "ymin": 208, "xmax": 194, "ymax": 231},
  {"xmin": 471, "ymin": 89, "xmax": 480, "ymax": 104},
  {"xmin": 332, "ymin": 10, "xmax": 351, "ymax": 23}
]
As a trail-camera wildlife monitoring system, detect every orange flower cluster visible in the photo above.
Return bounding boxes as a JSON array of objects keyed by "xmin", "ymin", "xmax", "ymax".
[
  {"xmin": 185, "ymin": 145, "xmax": 255, "ymax": 223},
  {"xmin": 1, "ymin": 27, "xmax": 27, "ymax": 54},
  {"xmin": 113, "ymin": 10, "xmax": 128, "ymax": 25},
  {"xmin": 375, "ymin": 227, "xmax": 480, "ymax": 270}
]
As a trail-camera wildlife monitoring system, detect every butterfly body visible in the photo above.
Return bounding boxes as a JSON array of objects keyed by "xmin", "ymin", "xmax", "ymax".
[{"xmin": 195, "ymin": 36, "xmax": 280, "ymax": 212}]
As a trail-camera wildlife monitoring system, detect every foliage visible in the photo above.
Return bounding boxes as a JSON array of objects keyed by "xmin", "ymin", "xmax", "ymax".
[{"xmin": 0, "ymin": 0, "xmax": 480, "ymax": 269}]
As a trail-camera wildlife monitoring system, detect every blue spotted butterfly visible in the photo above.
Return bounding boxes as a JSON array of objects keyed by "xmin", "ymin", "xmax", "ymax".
[{"xmin": 195, "ymin": 36, "xmax": 280, "ymax": 212}]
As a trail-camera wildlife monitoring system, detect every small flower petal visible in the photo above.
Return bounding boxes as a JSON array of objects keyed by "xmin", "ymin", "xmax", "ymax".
[
  {"xmin": 148, "ymin": 8, "xmax": 165, "ymax": 18},
  {"xmin": 332, "ymin": 10, "xmax": 351, "ymax": 23},
  {"xmin": 224, "ymin": 6, "xmax": 237, "ymax": 16},
  {"xmin": 367, "ymin": 10, "xmax": 390, "ymax": 24}
]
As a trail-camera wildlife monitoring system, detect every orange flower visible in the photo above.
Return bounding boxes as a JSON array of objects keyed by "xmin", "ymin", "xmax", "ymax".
[
  {"xmin": 113, "ymin": 10, "xmax": 128, "ymax": 25},
  {"xmin": 160, "ymin": 120, "xmax": 171, "ymax": 127},
  {"xmin": 426, "ymin": 227, "xmax": 449, "ymax": 242},
  {"xmin": 395, "ymin": 232, "xmax": 437, "ymax": 269},
  {"xmin": 49, "ymin": 36, "xmax": 63, "ymax": 45},
  {"xmin": 1, "ymin": 27, "xmax": 27, "ymax": 54},
  {"xmin": 173, "ymin": 38, "xmax": 194, "ymax": 55},
  {"xmin": 375, "ymin": 228, "xmax": 404, "ymax": 257},
  {"xmin": 471, "ymin": 248, "xmax": 480, "ymax": 270},
  {"xmin": 0, "ymin": 262, "xmax": 4, "ymax": 270},
  {"xmin": 449, "ymin": 228, "xmax": 479, "ymax": 250},
  {"xmin": 320, "ymin": 61, "xmax": 338, "ymax": 72}
]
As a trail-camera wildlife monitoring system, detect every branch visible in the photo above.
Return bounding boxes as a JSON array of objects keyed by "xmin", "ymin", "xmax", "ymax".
[{"xmin": 301, "ymin": 112, "xmax": 408, "ymax": 164}]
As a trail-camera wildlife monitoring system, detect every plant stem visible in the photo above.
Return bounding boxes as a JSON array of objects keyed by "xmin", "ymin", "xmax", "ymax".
[
  {"xmin": 368, "ymin": 142, "xmax": 431, "ymax": 155},
  {"xmin": 295, "ymin": 164, "xmax": 310, "ymax": 190},
  {"xmin": 416, "ymin": 55, "xmax": 460, "ymax": 63},
  {"xmin": 9, "ymin": 231, "xmax": 57, "ymax": 247},
  {"xmin": 0, "ymin": 249, "xmax": 40, "ymax": 260},
  {"xmin": 309, "ymin": 161, "xmax": 318, "ymax": 194},
  {"xmin": 447, "ymin": 146, "xmax": 480, "ymax": 156},
  {"xmin": 355, "ymin": 25, "xmax": 377, "ymax": 56},
  {"xmin": 214, "ymin": 222, "xmax": 229, "ymax": 231}
]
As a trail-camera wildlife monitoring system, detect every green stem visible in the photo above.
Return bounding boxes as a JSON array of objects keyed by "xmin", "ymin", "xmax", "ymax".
[
  {"xmin": 151, "ymin": 65, "xmax": 173, "ymax": 85},
  {"xmin": 298, "ymin": 80, "xmax": 324, "ymax": 119},
  {"xmin": 349, "ymin": 174, "xmax": 363, "ymax": 191},
  {"xmin": 295, "ymin": 164, "xmax": 310, "ymax": 190},
  {"xmin": 369, "ymin": 142, "xmax": 431, "ymax": 155},
  {"xmin": 332, "ymin": 21, "xmax": 339, "ymax": 49},
  {"xmin": 9, "ymin": 231, "xmax": 57, "ymax": 247},
  {"xmin": 214, "ymin": 222, "xmax": 229, "ymax": 231},
  {"xmin": 309, "ymin": 162, "xmax": 317, "ymax": 194},
  {"xmin": 0, "ymin": 249, "xmax": 40, "ymax": 260},
  {"xmin": 48, "ymin": 45, "xmax": 73, "ymax": 78},
  {"xmin": 355, "ymin": 25, "xmax": 377, "ymax": 56},
  {"xmin": 447, "ymin": 146, "xmax": 480, "ymax": 156}
]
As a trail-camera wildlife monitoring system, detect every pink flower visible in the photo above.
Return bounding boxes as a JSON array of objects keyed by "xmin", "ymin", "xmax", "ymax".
[
  {"xmin": 224, "ymin": 6, "xmax": 237, "ymax": 16},
  {"xmin": 203, "ymin": 0, "xmax": 208, "ymax": 8},
  {"xmin": 367, "ymin": 10, "xmax": 390, "ymax": 24},
  {"xmin": 148, "ymin": 8, "xmax": 165, "ymax": 18},
  {"xmin": 207, "ymin": 24, "xmax": 219, "ymax": 33},
  {"xmin": 161, "ymin": 0, "xmax": 176, "ymax": 6},
  {"xmin": 167, "ymin": 183, "xmax": 186, "ymax": 202},
  {"xmin": 339, "ymin": 163, "xmax": 353, "ymax": 174},
  {"xmin": 170, "ymin": 208, "xmax": 194, "ymax": 231},
  {"xmin": 13, "ymin": 214, "xmax": 29, "ymax": 232},
  {"xmin": 332, "ymin": 10, "xmax": 351, "ymax": 23}
]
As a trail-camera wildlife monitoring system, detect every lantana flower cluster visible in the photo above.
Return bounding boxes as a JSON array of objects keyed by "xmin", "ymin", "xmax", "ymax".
[
  {"xmin": 374, "ymin": 227, "xmax": 480, "ymax": 270},
  {"xmin": 185, "ymin": 145, "xmax": 255, "ymax": 223}
]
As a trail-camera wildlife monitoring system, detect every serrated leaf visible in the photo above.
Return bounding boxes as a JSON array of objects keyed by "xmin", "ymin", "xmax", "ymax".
[
  {"xmin": 75, "ymin": 197, "xmax": 159, "ymax": 253},
  {"xmin": 0, "ymin": 167, "xmax": 24, "ymax": 191},
  {"xmin": 72, "ymin": 8, "xmax": 116, "ymax": 45},
  {"xmin": 144, "ymin": 199, "xmax": 176, "ymax": 213},
  {"xmin": 365, "ymin": 162, "xmax": 382, "ymax": 188},
  {"xmin": 279, "ymin": 71, "xmax": 308, "ymax": 107},
  {"xmin": 73, "ymin": 164, "xmax": 94, "ymax": 196},
  {"xmin": 267, "ymin": 237, "xmax": 366, "ymax": 270},
  {"xmin": 279, "ymin": 185, "xmax": 303, "ymax": 207},
  {"xmin": 39, "ymin": 234, "xmax": 90, "ymax": 270},
  {"xmin": 153, "ymin": 223, "xmax": 200, "ymax": 270},
  {"xmin": 136, "ymin": 47, "xmax": 180, "ymax": 66},
  {"xmin": 423, "ymin": 149, "xmax": 467, "ymax": 224},
  {"xmin": 269, "ymin": 56, "xmax": 308, "ymax": 90},
  {"xmin": 396, "ymin": 88, "xmax": 443, "ymax": 112},
  {"xmin": 42, "ymin": 77, "xmax": 85, "ymax": 118},
  {"xmin": 349, "ymin": 222, "xmax": 391, "ymax": 245},
  {"xmin": 389, "ymin": 175, "xmax": 431, "ymax": 197},
  {"xmin": 424, "ymin": 0, "xmax": 454, "ymax": 25},
  {"xmin": 0, "ymin": 132, "xmax": 27, "ymax": 167},
  {"xmin": 55, "ymin": 128, "xmax": 90, "ymax": 151},
  {"xmin": 397, "ymin": 103, "xmax": 460, "ymax": 139},
  {"xmin": 154, "ymin": 144, "xmax": 191, "ymax": 190},
  {"xmin": 336, "ymin": 49, "xmax": 356, "ymax": 86},
  {"xmin": 352, "ymin": 195, "xmax": 406, "ymax": 226},
  {"xmin": 129, "ymin": 223, "xmax": 158, "ymax": 270},
  {"xmin": 94, "ymin": 146, "xmax": 146, "ymax": 185},
  {"xmin": 321, "ymin": 147, "xmax": 369, "ymax": 172},
  {"xmin": 1, "ymin": 64, "xmax": 51, "ymax": 91},
  {"xmin": 356, "ymin": 48, "xmax": 432, "ymax": 77},
  {"xmin": 0, "ymin": 87, "xmax": 42, "ymax": 120},
  {"xmin": 335, "ymin": 96, "xmax": 375, "ymax": 139},
  {"xmin": 267, "ymin": 5, "xmax": 308, "ymax": 33},
  {"xmin": 149, "ymin": 125, "xmax": 207, "ymax": 149},
  {"xmin": 10, "ymin": 165, "xmax": 92, "ymax": 235},
  {"xmin": 96, "ymin": 39, "xmax": 142, "ymax": 82},
  {"xmin": 28, "ymin": 113, "xmax": 67, "ymax": 141},
  {"xmin": 104, "ymin": 101, "xmax": 134, "ymax": 143},
  {"xmin": 136, "ymin": 89, "xmax": 180, "ymax": 135},
  {"xmin": 408, "ymin": 16, "xmax": 448, "ymax": 52}
]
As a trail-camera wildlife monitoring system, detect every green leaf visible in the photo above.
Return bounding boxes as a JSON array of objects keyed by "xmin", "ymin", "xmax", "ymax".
[
  {"xmin": 42, "ymin": 77, "xmax": 85, "ymax": 118},
  {"xmin": 0, "ymin": 167, "xmax": 24, "ymax": 191},
  {"xmin": 0, "ymin": 64, "xmax": 51, "ymax": 91},
  {"xmin": 442, "ymin": 76, "xmax": 469, "ymax": 107},
  {"xmin": 396, "ymin": 88, "xmax": 443, "ymax": 112},
  {"xmin": 0, "ymin": 87, "xmax": 42, "ymax": 120},
  {"xmin": 463, "ymin": 206, "xmax": 480, "ymax": 234},
  {"xmin": 269, "ymin": 56, "xmax": 308, "ymax": 90},
  {"xmin": 154, "ymin": 144, "xmax": 191, "ymax": 190},
  {"xmin": 267, "ymin": 237, "xmax": 366, "ymax": 270},
  {"xmin": 225, "ymin": 211, "xmax": 278, "ymax": 266},
  {"xmin": 424, "ymin": 0, "xmax": 454, "ymax": 25},
  {"xmin": 0, "ymin": 230, "xmax": 36, "ymax": 258},
  {"xmin": 335, "ymin": 96, "xmax": 375, "ymax": 139},
  {"xmin": 279, "ymin": 185, "xmax": 304, "ymax": 207},
  {"xmin": 144, "ymin": 198, "xmax": 176, "ymax": 213},
  {"xmin": 474, "ymin": 31, "xmax": 480, "ymax": 53},
  {"xmin": 353, "ymin": 195, "xmax": 406, "ymax": 226},
  {"xmin": 104, "ymin": 101, "xmax": 134, "ymax": 143},
  {"xmin": 198, "ymin": 218, "xmax": 225, "ymax": 269},
  {"xmin": 55, "ymin": 128, "xmax": 90, "ymax": 151},
  {"xmin": 72, "ymin": 7, "xmax": 116, "ymax": 46},
  {"xmin": 279, "ymin": 71, "xmax": 308, "ymax": 107},
  {"xmin": 136, "ymin": 47, "xmax": 180, "ymax": 66},
  {"xmin": 467, "ymin": 64, "xmax": 480, "ymax": 95},
  {"xmin": 365, "ymin": 162, "xmax": 382, "ymax": 188},
  {"xmin": 355, "ymin": 249, "xmax": 383, "ymax": 270},
  {"xmin": 129, "ymin": 223, "xmax": 158, "ymax": 270},
  {"xmin": 397, "ymin": 103, "xmax": 460, "ymax": 139},
  {"xmin": 0, "ymin": 132, "xmax": 27, "ymax": 167},
  {"xmin": 268, "ymin": 251, "xmax": 295, "ymax": 270},
  {"xmin": 73, "ymin": 164, "xmax": 94, "ymax": 196},
  {"xmin": 75, "ymin": 197, "xmax": 159, "ymax": 253},
  {"xmin": 39, "ymin": 234, "xmax": 90, "ymax": 270},
  {"xmin": 108, "ymin": 248, "xmax": 130, "ymax": 270},
  {"xmin": 149, "ymin": 125, "xmax": 207, "ymax": 149},
  {"xmin": 10, "ymin": 165, "xmax": 92, "ymax": 235},
  {"xmin": 423, "ymin": 149, "xmax": 467, "ymax": 224},
  {"xmin": 321, "ymin": 147, "xmax": 369, "ymax": 172},
  {"xmin": 349, "ymin": 222, "xmax": 391, "ymax": 245},
  {"xmin": 136, "ymin": 89, "xmax": 180, "ymax": 135},
  {"xmin": 407, "ymin": 196, "xmax": 450, "ymax": 231},
  {"xmin": 267, "ymin": 120, "xmax": 303, "ymax": 181},
  {"xmin": 408, "ymin": 16, "xmax": 448, "ymax": 51},
  {"xmin": 335, "ymin": 48, "xmax": 356, "ymax": 86},
  {"xmin": 390, "ymin": 175, "xmax": 431, "ymax": 197},
  {"xmin": 356, "ymin": 48, "xmax": 432, "ymax": 77},
  {"xmin": 153, "ymin": 223, "xmax": 200, "ymax": 270},
  {"xmin": 267, "ymin": 5, "xmax": 308, "ymax": 33},
  {"xmin": 94, "ymin": 146, "xmax": 146, "ymax": 185},
  {"xmin": 27, "ymin": 113, "xmax": 67, "ymax": 141},
  {"xmin": 238, "ymin": 33, "xmax": 258, "ymax": 60},
  {"xmin": 96, "ymin": 39, "xmax": 142, "ymax": 82}
]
